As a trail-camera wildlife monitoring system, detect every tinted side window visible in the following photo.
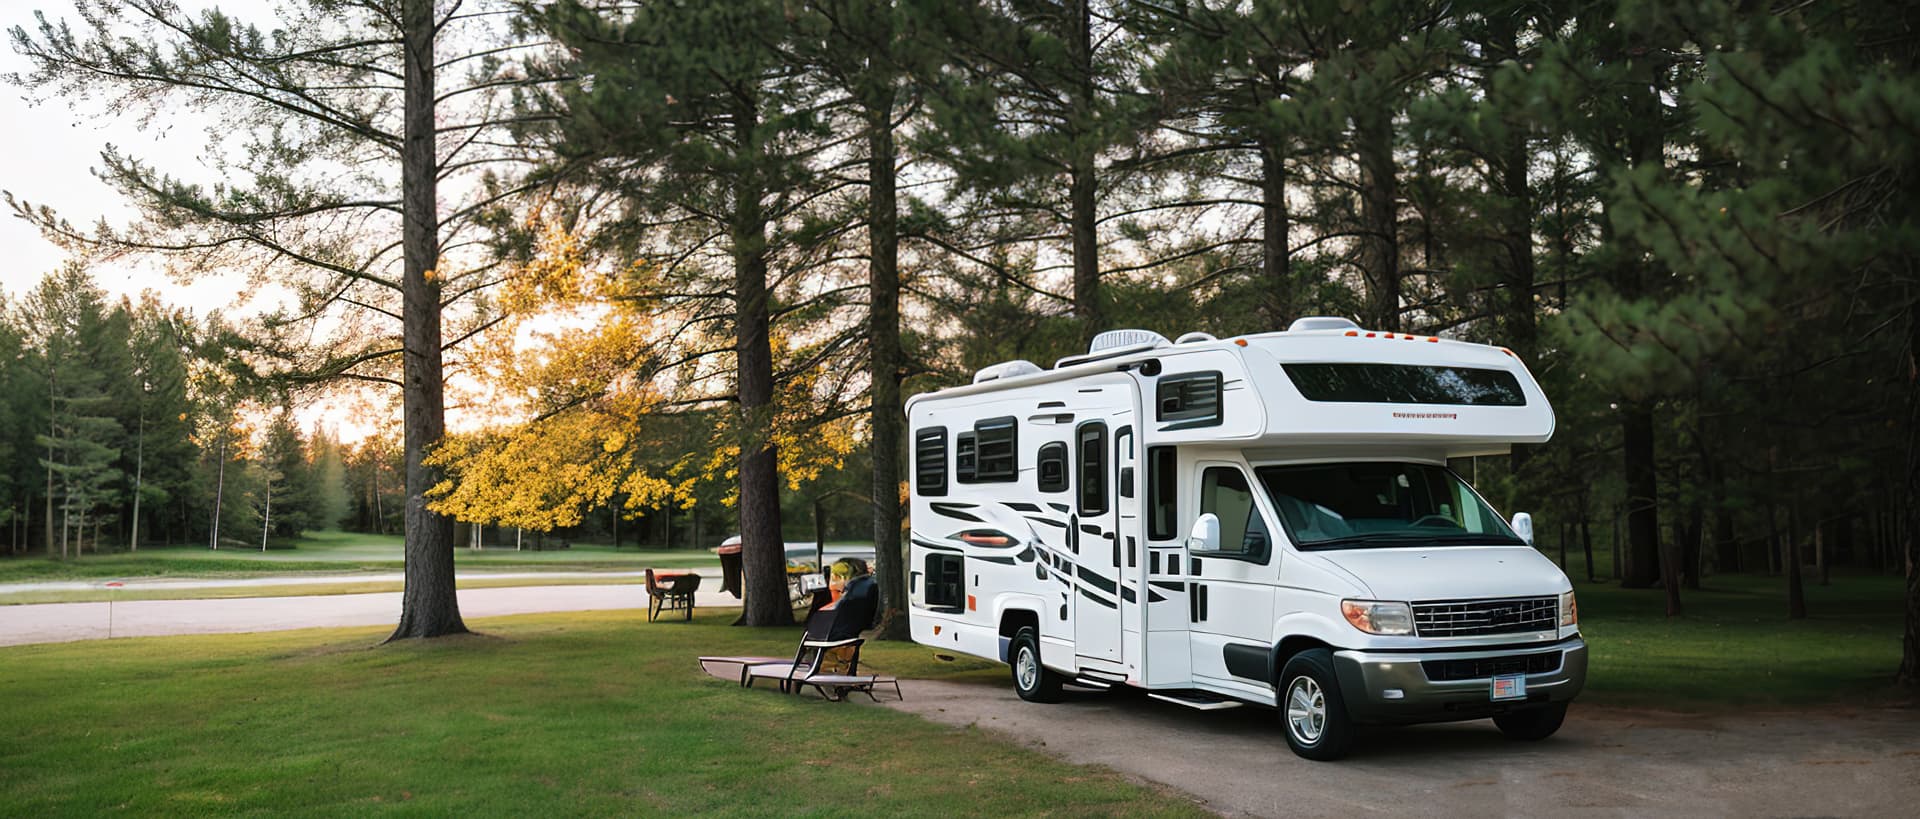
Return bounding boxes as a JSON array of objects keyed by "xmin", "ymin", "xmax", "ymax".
[
  {"xmin": 1283, "ymin": 363, "xmax": 1525, "ymax": 406},
  {"xmin": 974, "ymin": 416, "xmax": 1018, "ymax": 482},
  {"xmin": 1148, "ymin": 446, "xmax": 1177, "ymax": 539},
  {"xmin": 955, "ymin": 431, "xmax": 977, "ymax": 483},
  {"xmin": 1157, "ymin": 372, "xmax": 1224, "ymax": 427},
  {"xmin": 1037, "ymin": 442, "xmax": 1069, "ymax": 493},
  {"xmin": 924, "ymin": 553, "xmax": 964, "ymax": 613},
  {"xmin": 1200, "ymin": 466, "xmax": 1270, "ymax": 561},
  {"xmin": 914, "ymin": 427, "xmax": 947, "ymax": 497},
  {"xmin": 1077, "ymin": 422, "xmax": 1108, "ymax": 515}
]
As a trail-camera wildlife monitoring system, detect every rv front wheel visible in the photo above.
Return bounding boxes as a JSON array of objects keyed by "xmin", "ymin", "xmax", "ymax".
[
  {"xmin": 1279, "ymin": 649, "xmax": 1354, "ymax": 761},
  {"xmin": 1009, "ymin": 627, "xmax": 1063, "ymax": 703}
]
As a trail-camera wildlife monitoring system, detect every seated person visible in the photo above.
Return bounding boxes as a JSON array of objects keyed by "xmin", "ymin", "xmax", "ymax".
[{"xmin": 819, "ymin": 558, "xmax": 879, "ymax": 672}]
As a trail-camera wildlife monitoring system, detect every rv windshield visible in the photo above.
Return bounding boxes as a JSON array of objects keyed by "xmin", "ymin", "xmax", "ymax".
[{"xmin": 1254, "ymin": 462, "xmax": 1525, "ymax": 550}]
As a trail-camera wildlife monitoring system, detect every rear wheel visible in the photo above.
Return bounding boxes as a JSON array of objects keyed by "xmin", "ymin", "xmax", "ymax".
[
  {"xmin": 1009, "ymin": 627, "xmax": 1064, "ymax": 703},
  {"xmin": 1493, "ymin": 701, "xmax": 1568, "ymax": 740},
  {"xmin": 1278, "ymin": 649, "xmax": 1354, "ymax": 761}
]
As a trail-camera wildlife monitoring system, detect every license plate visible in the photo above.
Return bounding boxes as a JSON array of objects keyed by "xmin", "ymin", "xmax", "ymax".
[{"xmin": 1491, "ymin": 674, "xmax": 1527, "ymax": 701}]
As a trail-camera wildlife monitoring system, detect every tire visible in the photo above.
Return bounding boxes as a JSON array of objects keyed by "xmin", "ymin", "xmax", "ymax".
[
  {"xmin": 1493, "ymin": 701, "xmax": 1568, "ymax": 741},
  {"xmin": 1009, "ymin": 627, "xmax": 1064, "ymax": 703},
  {"xmin": 1278, "ymin": 648, "xmax": 1355, "ymax": 761}
]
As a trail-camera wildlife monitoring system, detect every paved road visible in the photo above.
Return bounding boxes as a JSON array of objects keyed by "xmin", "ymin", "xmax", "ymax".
[
  {"xmin": 0, "ymin": 579, "xmax": 745, "ymax": 647},
  {"xmin": 0, "ymin": 570, "xmax": 662, "ymax": 596},
  {"xmin": 888, "ymin": 679, "xmax": 1920, "ymax": 817}
]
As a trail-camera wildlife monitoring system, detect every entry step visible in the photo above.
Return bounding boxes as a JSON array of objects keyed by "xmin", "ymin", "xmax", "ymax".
[{"xmin": 1147, "ymin": 690, "xmax": 1245, "ymax": 711}]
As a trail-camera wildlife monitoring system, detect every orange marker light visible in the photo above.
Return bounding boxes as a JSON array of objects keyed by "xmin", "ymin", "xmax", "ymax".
[
  {"xmin": 967, "ymin": 595, "xmax": 977, "ymax": 612},
  {"xmin": 1345, "ymin": 330, "xmax": 1358, "ymax": 337},
  {"xmin": 1426, "ymin": 336, "xmax": 1439, "ymax": 342},
  {"xmin": 1365, "ymin": 332, "xmax": 1376, "ymax": 338},
  {"xmin": 1234, "ymin": 338, "xmax": 1248, "ymax": 347}
]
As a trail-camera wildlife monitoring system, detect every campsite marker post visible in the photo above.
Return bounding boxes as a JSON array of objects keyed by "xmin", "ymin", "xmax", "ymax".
[{"xmin": 105, "ymin": 581, "xmax": 125, "ymax": 638}]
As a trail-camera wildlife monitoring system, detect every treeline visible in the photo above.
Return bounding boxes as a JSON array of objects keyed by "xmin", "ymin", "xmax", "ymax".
[
  {"xmin": 7, "ymin": 1, "xmax": 1913, "ymax": 657},
  {"xmin": 504, "ymin": 0, "xmax": 1915, "ymax": 622},
  {"xmin": 0, "ymin": 266, "xmax": 397, "ymax": 554}
]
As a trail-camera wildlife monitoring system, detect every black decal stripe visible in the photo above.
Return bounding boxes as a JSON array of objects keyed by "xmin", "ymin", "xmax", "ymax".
[
  {"xmin": 1026, "ymin": 516, "xmax": 1068, "ymax": 529},
  {"xmin": 1079, "ymin": 524, "xmax": 1101, "ymax": 535},
  {"xmin": 1121, "ymin": 586, "xmax": 1137, "ymax": 604},
  {"xmin": 911, "ymin": 537, "xmax": 963, "ymax": 554},
  {"xmin": 1148, "ymin": 590, "xmax": 1166, "ymax": 604},
  {"xmin": 1148, "ymin": 580, "xmax": 1186, "ymax": 592},
  {"xmin": 930, "ymin": 503, "xmax": 984, "ymax": 523},
  {"xmin": 1006, "ymin": 502, "xmax": 1043, "ymax": 513},
  {"xmin": 1075, "ymin": 565, "xmax": 1117, "ymax": 594},
  {"xmin": 1076, "ymin": 587, "xmax": 1118, "ymax": 609},
  {"xmin": 1048, "ymin": 503, "xmax": 1070, "ymax": 513}
]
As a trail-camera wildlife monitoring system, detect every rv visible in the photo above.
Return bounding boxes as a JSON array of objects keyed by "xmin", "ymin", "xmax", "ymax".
[{"xmin": 906, "ymin": 318, "xmax": 1585, "ymax": 760}]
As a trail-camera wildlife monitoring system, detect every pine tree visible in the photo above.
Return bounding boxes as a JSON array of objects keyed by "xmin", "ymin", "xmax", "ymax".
[{"xmin": 540, "ymin": 0, "xmax": 859, "ymax": 626}]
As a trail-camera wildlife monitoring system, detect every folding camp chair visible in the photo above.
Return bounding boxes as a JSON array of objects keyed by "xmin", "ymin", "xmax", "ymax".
[{"xmin": 645, "ymin": 568, "xmax": 701, "ymax": 622}]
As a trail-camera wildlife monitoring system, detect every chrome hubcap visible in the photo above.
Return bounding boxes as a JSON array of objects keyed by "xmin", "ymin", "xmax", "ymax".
[
  {"xmin": 1286, "ymin": 676, "xmax": 1326, "ymax": 744},
  {"xmin": 1016, "ymin": 646, "xmax": 1038, "ymax": 691}
]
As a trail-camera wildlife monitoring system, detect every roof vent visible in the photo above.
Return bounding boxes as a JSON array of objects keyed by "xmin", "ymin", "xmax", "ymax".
[
  {"xmin": 973, "ymin": 359, "xmax": 1044, "ymax": 384},
  {"xmin": 1287, "ymin": 316, "xmax": 1360, "ymax": 333},
  {"xmin": 1175, "ymin": 332, "xmax": 1216, "ymax": 344},
  {"xmin": 1055, "ymin": 329, "xmax": 1170, "ymax": 369},
  {"xmin": 1088, "ymin": 329, "xmax": 1171, "ymax": 355}
]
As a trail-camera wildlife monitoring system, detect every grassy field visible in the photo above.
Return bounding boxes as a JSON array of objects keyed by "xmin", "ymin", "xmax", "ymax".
[
  {"xmin": 1570, "ymin": 569, "xmax": 1909, "ymax": 708},
  {"xmin": 0, "ymin": 530, "xmax": 726, "ymax": 584},
  {"xmin": 0, "ymin": 610, "xmax": 1196, "ymax": 816}
]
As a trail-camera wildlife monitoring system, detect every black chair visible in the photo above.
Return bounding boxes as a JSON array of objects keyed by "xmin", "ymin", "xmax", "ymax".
[{"xmin": 645, "ymin": 569, "xmax": 702, "ymax": 622}]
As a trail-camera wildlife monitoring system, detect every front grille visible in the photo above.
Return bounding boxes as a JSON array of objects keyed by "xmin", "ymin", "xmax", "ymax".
[
  {"xmin": 1422, "ymin": 651, "xmax": 1562, "ymax": 682},
  {"xmin": 1413, "ymin": 596, "xmax": 1557, "ymax": 637}
]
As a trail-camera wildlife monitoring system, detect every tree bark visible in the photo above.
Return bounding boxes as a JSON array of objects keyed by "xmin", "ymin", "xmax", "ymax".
[
  {"xmin": 387, "ymin": 0, "xmax": 467, "ymax": 641},
  {"xmin": 1620, "ymin": 406, "xmax": 1661, "ymax": 587},
  {"xmin": 1355, "ymin": 105, "xmax": 1399, "ymax": 332},
  {"xmin": 867, "ymin": 93, "xmax": 909, "ymax": 641},
  {"xmin": 733, "ymin": 101, "xmax": 792, "ymax": 627},
  {"xmin": 210, "ymin": 431, "xmax": 226, "ymax": 550},
  {"xmin": 1682, "ymin": 501, "xmax": 1703, "ymax": 589},
  {"xmin": 1581, "ymin": 514, "xmax": 1595, "ymax": 584},
  {"xmin": 1260, "ymin": 137, "xmax": 1292, "ymax": 328},
  {"xmin": 1900, "ymin": 307, "xmax": 1919, "ymax": 687},
  {"xmin": 129, "ymin": 411, "xmax": 143, "ymax": 552},
  {"xmin": 1067, "ymin": 0, "xmax": 1100, "ymax": 345}
]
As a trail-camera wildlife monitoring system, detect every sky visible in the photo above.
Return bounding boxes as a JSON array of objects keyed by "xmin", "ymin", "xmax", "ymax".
[{"xmin": 0, "ymin": 0, "xmax": 392, "ymax": 443}]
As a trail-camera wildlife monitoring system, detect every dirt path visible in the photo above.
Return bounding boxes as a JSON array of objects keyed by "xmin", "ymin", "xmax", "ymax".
[{"xmin": 888, "ymin": 679, "xmax": 1920, "ymax": 817}]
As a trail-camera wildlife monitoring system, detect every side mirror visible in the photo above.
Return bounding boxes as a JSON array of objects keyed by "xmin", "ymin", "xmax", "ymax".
[
  {"xmin": 1187, "ymin": 513, "xmax": 1221, "ymax": 552},
  {"xmin": 1510, "ymin": 512, "xmax": 1534, "ymax": 545}
]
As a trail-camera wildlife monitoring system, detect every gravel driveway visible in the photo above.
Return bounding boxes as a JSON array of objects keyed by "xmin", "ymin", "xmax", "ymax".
[{"xmin": 888, "ymin": 679, "xmax": 1919, "ymax": 817}]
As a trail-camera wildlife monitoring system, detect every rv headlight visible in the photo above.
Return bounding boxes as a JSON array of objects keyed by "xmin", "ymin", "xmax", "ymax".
[
  {"xmin": 1559, "ymin": 590, "xmax": 1578, "ymax": 628},
  {"xmin": 1340, "ymin": 600, "xmax": 1414, "ymax": 636}
]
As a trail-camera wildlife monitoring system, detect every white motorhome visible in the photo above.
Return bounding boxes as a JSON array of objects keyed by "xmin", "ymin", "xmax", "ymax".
[{"xmin": 906, "ymin": 318, "xmax": 1585, "ymax": 760}]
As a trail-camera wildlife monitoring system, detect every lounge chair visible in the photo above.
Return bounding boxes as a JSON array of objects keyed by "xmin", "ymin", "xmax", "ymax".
[{"xmin": 645, "ymin": 568, "xmax": 701, "ymax": 622}]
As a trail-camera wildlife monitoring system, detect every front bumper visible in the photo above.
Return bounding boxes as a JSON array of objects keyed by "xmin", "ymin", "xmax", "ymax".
[{"xmin": 1331, "ymin": 636, "xmax": 1587, "ymax": 724}]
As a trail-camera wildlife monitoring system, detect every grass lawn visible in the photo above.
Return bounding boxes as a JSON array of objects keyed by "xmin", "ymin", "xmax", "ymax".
[
  {"xmin": 1569, "ymin": 567, "xmax": 1908, "ymax": 708},
  {"xmin": 0, "ymin": 610, "xmax": 1200, "ymax": 817},
  {"xmin": 0, "ymin": 530, "xmax": 728, "ymax": 584}
]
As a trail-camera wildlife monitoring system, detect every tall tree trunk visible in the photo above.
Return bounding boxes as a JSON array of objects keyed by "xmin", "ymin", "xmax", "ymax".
[
  {"xmin": 1621, "ymin": 406, "xmax": 1661, "ymax": 587},
  {"xmin": 1259, "ymin": 137, "xmax": 1292, "ymax": 328},
  {"xmin": 1902, "ymin": 308, "xmax": 1919, "ymax": 686},
  {"xmin": 129, "ymin": 412, "xmax": 144, "ymax": 552},
  {"xmin": 261, "ymin": 486, "xmax": 271, "ymax": 552},
  {"xmin": 867, "ymin": 93, "xmax": 909, "ymax": 641},
  {"xmin": 1067, "ymin": 0, "xmax": 1100, "ymax": 344},
  {"xmin": 733, "ymin": 104, "xmax": 791, "ymax": 628},
  {"xmin": 1682, "ymin": 502, "xmax": 1703, "ymax": 589},
  {"xmin": 210, "ymin": 431, "xmax": 226, "ymax": 550},
  {"xmin": 1355, "ymin": 105, "xmax": 1399, "ymax": 331},
  {"xmin": 1787, "ymin": 504, "xmax": 1808, "ymax": 619},
  {"xmin": 388, "ymin": 0, "xmax": 466, "ymax": 641},
  {"xmin": 1581, "ymin": 514, "xmax": 1595, "ymax": 584}
]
